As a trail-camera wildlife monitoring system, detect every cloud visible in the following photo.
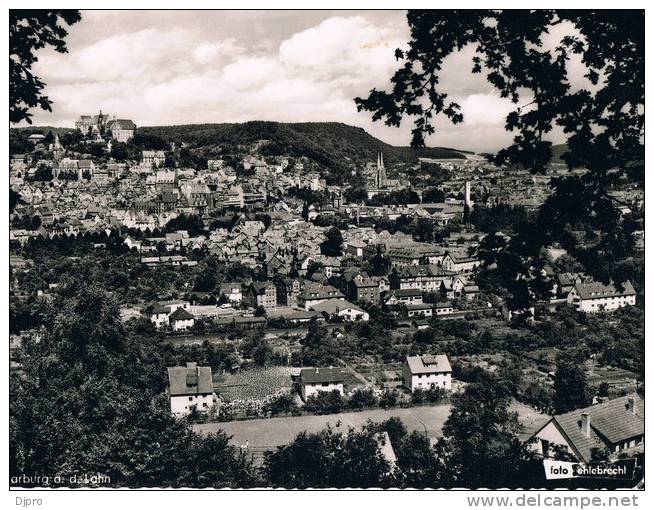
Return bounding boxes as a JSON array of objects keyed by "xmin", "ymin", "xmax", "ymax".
[
  {"xmin": 192, "ymin": 39, "xmax": 244, "ymax": 65},
  {"xmin": 26, "ymin": 12, "xmax": 570, "ymax": 152},
  {"xmin": 31, "ymin": 15, "xmax": 407, "ymax": 128}
]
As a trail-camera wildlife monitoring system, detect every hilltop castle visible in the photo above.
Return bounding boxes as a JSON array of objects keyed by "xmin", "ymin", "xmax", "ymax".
[{"xmin": 75, "ymin": 110, "xmax": 136, "ymax": 142}]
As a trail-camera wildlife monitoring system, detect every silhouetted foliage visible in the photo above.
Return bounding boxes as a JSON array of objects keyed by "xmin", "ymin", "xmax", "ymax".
[{"xmin": 10, "ymin": 10, "xmax": 81, "ymax": 124}]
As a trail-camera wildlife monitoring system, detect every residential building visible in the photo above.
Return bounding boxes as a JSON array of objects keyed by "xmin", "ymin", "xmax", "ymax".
[
  {"xmin": 299, "ymin": 367, "xmax": 345, "ymax": 401},
  {"xmin": 434, "ymin": 301, "xmax": 455, "ymax": 316},
  {"xmin": 390, "ymin": 264, "xmax": 450, "ymax": 292},
  {"xmin": 384, "ymin": 288, "xmax": 423, "ymax": 306},
  {"xmin": 142, "ymin": 150, "xmax": 166, "ymax": 169},
  {"xmin": 442, "ymin": 252, "xmax": 480, "ymax": 273},
  {"xmin": 248, "ymin": 281, "xmax": 277, "ymax": 309},
  {"xmin": 167, "ymin": 362, "xmax": 215, "ymax": 416},
  {"xmin": 219, "ymin": 283, "xmax": 242, "ymax": 304},
  {"xmin": 402, "ymin": 354, "xmax": 452, "ymax": 392},
  {"xmin": 406, "ymin": 303, "xmax": 433, "ymax": 318},
  {"xmin": 169, "ymin": 308, "xmax": 195, "ymax": 331},
  {"xmin": 348, "ymin": 275, "xmax": 380, "ymax": 303},
  {"xmin": 299, "ymin": 282, "xmax": 345, "ymax": 310},
  {"xmin": 529, "ymin": 395, "xmax": 644, "ymax": 463},
  {"xmin": 310, "ymin": 298, "xmax": 369, "ymax": 322},
  {"xmin": 567, "ymin": 280, "xmax": 636, "ymax": 313}
]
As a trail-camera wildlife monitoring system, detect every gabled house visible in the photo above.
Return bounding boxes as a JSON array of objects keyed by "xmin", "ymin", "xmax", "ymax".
[
  {"xmin": 167, "ymin": 362, "xmax": 216, "ymax": 416},
  {"xmin": 275, "ymin": 277, "xmax": 303, "ymax": 307},
  {"xmin": 298, "ymin": 282, "xmax": 345, "ymax": 310},
  {"xmin": 442, "ymin": 252, "xmax": 480, "ymax": 273},
  {"xmin": 299, "ymin": 367, "xmax": 345, "ymax": 401},
  {"xmin": 567, "ymin": 280, "xmax": 636, "ymax": 313},
  {"xmin": 310, "ymin": 298, "xmax": 369, "ymax": 322},
  {"xmin": 247, "ymin": 281, "xmax": 277, "ymax": 309},
  {"xmin": 169, "ymin": 308, "xmax": 195, "ymax": 331},
  {"xmin": 219, "ymin": 283, "xmax": 242, "ymax": 304},
  {"xmin": 348, "ymin": 274, "xmax": 380, "ymax": 304},
  {"xmin": 384, "ymin": 288, "xmax": 423, "ymax": 306},
  {"xmin": 529, "ymin": 395, "xmax": 644, "ymax": 463},
  {"xmin": 402, "ymin": 354, "xmax": 452, "ymax": 392}
]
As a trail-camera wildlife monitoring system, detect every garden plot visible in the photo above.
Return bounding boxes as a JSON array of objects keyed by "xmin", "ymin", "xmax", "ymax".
[{"xmin": 214, "ymin": 366, "xmax": 293, "ymax": 401}]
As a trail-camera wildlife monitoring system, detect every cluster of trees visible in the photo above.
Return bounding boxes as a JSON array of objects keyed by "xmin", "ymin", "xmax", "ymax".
[
  {"xmin": 10, "ymin": 283, "xmax": 257, "ymax": 488},
  {"xmin": 468, "ymin": 204, "xmax": 531, "ymax": 233},
  {"xmin": 367, "ymin": 189, "xmax": 420, "ymax": 206},
  {"xmin": 264, "ymin": 370, "xmax": 542, "ymax": 488}
]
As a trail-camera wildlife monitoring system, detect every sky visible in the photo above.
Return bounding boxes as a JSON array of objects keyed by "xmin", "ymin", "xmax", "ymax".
[{"xmin": 25, "ymin": 10, "xmax": 578, "ymax": 153}]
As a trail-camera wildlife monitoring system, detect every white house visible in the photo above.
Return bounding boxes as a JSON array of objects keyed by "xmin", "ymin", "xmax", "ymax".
[
  {"xmin": 142, "ymin": 150, "xmax": 166, "ymax": 169},
  {"xmin": 528, "ymin": 395, "xmax": 644, "ymax": 463},
  {"xmin": 442, "ymin": 252, "xmax": 480, "ymax": 273},
  {"xmin": 220, "ymin": 282, "xmax": 243, "ymax": 303},
  {"xmin": 167, "ymin": 362, "xmax": 216, "ymax": 416},
  {"xmin": 434, "ymin": 301, "xmax": 455, "ymax": 316},
  {"xmin": 310, "ymin": 298, "xmax": 369, "ymax": 322},
  {"xmin": 406, "ymin": 303, "xmax": 433, "ymax": 318},
  {"xmin": 567, "ymin": 280, "xmax": 636, "ymax": 313},
  {"xmin": 299, "ymin": 367, "xmax": 345, "ymax": 401},
  {"xmin": 143, "ymin": 300, "xmax": 191, "ymax": 329},
  {"xmin": 143, "ymin": 302, "xmax": 170, "ymax": 328},
  {"xmin": 169, "ymin": 308, "xmax": 195, "ymax": 331},
  {"xmin": 107, "ymin": 118, "xmax": 135, "ymax": 142},
  {"xmin": 403, "ymin": 354, "xmax": 452, "ymax": 392}
]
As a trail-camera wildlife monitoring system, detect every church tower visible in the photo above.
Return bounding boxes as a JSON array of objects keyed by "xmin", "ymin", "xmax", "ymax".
[
  {"xmin": 376, "ymin": 151, "xmax": 387, "ymax": 188},
  {"xmin": 53, "ymin": 134, "xmax": 64, "ymax": 163}
]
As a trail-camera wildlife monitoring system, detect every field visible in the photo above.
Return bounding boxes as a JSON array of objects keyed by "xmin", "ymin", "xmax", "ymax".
[
  {"xmin": 213, "ymin": 366, "xmax": 293, "ymax": 401},
  {"xmin": 193, "ymin": 400, "xmax": 548, "ymax": 450}
]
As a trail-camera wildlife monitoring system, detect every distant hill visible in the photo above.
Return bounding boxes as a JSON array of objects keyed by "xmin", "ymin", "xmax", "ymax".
[
  {"xmin": 18, "ymin": 120, "xmax": 473, "ymax": 182},
  {"xmin": 14, "ymin": 126, "xmax": 74, "ymax": 136},
  {"xmin": 138, "ymin": 121, "xmax": 470, "ymax": 169}
]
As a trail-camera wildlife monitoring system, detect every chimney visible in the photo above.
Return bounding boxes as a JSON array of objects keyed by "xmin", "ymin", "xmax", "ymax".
[
  {"xmin": 627, "ymin": 397, "xmax": 636, "ymax": 415},
  {"xmin": 186, "ymin": 362, "xmax": 197, "ymax": 368},
  {"xmin": 581, "ymin": 412, "xmax": 590, "ymax": 438}
]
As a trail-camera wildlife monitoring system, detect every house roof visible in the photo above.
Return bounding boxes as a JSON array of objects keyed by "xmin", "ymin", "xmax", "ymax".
[
  {"xmin": 302, "ymin": 282, "xmax": 344, "ymax": 300},
  {"xmin": 169, "ymin": 308, "xmax": 194, "ymax": 321},
  {"xmin": 573, "ymin": 280, "xmax": 636, "ymax": 300},
  {"xmin": 543, "ymin": 395, "xmax": 644, "ymax": 463},
  {"xmin": 406, "ymin": 303, "xmax": 432, "ymax": 310},
  {"xmin": 300, "ymin": 367, "xmax": 345, "ymax": 385},
  {"xmin": 405, "ymin": 354, "xmax": 452, "ymax": 375},
  {"xmin": 144, "ymin": 302, "xmax": 167, "ymax": 315},
  {"xmin": 167, "ymin": 364, "xmax": 213, "ymax": 396},
  {"xmin": 395, "ymin": 264, "xmax": 447, "ymax": 279},
  {"xmin": 251, "ymin": 281, "xmax": 275, "ymax": 293},
  {"xmin": 388, "ymin": 288, "xmax": 422, "ymax": 298},
  {"xmin": 108, "ymin": 119, "xmax": 136, "ymax": 130},
  {"xmin": 310, "ymin": 298, "xmax": 362, "ymax": 315}
]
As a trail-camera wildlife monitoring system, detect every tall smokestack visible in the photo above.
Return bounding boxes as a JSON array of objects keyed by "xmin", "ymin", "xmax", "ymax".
[{"xmin": 464, "ymin": 181, "xmax": 471, "ymax": 208}]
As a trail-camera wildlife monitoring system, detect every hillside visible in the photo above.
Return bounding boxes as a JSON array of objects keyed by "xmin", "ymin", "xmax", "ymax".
[
  {"xmin": 18, "ymin": 120, "xmax": 473, "ymax": 183},
  {"xmin": 138, "ymin": 121, "xmax": 470, "ymax": 169}
]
